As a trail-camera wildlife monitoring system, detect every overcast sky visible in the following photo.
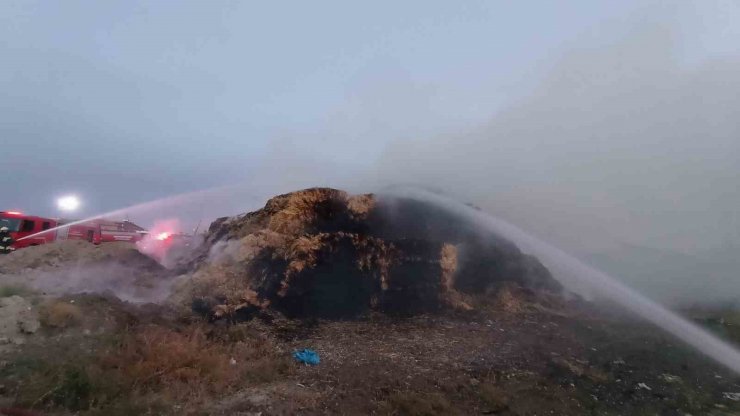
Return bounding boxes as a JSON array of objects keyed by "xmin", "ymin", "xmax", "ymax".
[{"xmin": 2, "ymin": 1, "xmax": 739, "ymax": 263}]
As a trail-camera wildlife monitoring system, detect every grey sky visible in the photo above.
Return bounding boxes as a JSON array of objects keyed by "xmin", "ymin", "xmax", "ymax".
[
  {"xmin": 379, "ymin": 21, "xmax": 740, "ymax": 253},
  {"xmin": 1, "ymin": 1, "xmax": 739, "ymax": 273}
]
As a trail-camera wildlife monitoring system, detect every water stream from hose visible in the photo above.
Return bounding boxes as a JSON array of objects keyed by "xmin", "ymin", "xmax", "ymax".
[
  {"xmin": 18, "ymin": 183, "xmax": 261, "ymax": 242},
  {"xmin": 385, "ymin": 186, "xmax": 740, "ymax": 374}
]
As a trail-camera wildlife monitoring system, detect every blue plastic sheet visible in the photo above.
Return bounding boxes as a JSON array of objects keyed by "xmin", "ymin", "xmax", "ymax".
[{"xmin": 293, "ymin": 348, "xmax": 320, "ymax": 365}]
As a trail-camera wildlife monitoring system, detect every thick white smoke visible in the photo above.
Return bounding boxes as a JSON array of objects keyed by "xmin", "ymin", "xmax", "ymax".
[{"xmin": 370, "ymin": 25, "xmax": 740, "ymax": 305}]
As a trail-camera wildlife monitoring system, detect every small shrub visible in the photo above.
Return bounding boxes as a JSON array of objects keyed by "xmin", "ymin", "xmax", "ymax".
[
  {"xmin": 13, "ymin": 360, "xmax": 124, "ymax": 412},
  {"xmin": 104, "ymin": 326, "xmax": 233, "ymax": 392},
  {"xmin": 50, "ymin": 366, "xmax": 94, "ymax": 410},
  {"xmin": 0, "ymin": 284, "xmax": 33, "ymax": 298},
  {"xmin": 478, "ymin": 383, "xmax": 509, "ymax": 413},
  {"xmin": 40, "ymin": 301, "xmax": 83, "ymax": 328}
]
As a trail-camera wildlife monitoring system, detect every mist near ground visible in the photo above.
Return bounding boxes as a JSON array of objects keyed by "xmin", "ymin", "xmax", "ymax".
[
  {"xmin": 0, "ymin": 263, "xmax": 177, "ymax": 304},
  {"xmin": 2, "ymin": 2, "xmax": 739, "ymax": 305},
  {"xmin": 0, "ymin": 241, "xmax": 179, "ymax": 303}
]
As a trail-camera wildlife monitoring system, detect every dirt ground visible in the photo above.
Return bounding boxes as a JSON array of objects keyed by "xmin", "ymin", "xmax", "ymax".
[
  {"xmin": 3, "ymin": 290, "xmax": 738, "ymax": 416},
  {"xmin": 2, "ymin": 242, "xmax": 740, "ymax": 415},
  {"xmin": 236, "ymin": 307, "xmax": 740, "ymax": 416}
]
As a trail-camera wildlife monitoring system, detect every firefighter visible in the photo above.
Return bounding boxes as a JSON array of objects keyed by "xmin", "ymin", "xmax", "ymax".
[{"xmin": 0, "ymin": 226, "xmax": 14, "ymax": 254}]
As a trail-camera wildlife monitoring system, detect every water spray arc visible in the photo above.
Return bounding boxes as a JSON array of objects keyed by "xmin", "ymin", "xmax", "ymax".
[
  {"xmin": 385, "ymin": 187, "xmax": 740, "ymax": 375},
  {"xmin": 18, "ymin": 183, "xmax": 261, "ymax": 243}
]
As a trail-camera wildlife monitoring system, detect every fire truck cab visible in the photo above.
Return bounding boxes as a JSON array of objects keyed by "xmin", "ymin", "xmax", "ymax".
[{"xmin": 0, "ymin": 211, "xmax": 58, "ymax": 248}]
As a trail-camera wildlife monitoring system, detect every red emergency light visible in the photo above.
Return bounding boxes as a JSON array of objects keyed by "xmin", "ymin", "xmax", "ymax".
[{"xmin": 5, "ymin": 211, "xmax": 23, "ymax": 215}]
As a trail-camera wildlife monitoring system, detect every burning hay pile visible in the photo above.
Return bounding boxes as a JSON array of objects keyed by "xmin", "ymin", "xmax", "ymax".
[{"xmin": 181, "ymin": 188, "xmax": 560, "ymax": 320}]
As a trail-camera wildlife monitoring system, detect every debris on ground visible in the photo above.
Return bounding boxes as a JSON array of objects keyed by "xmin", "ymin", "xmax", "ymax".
[
  {"xmin": 293, "ymin": 348, "xmax": 320, "ymax": 365},
  {"xmin": 660, "ymin": 373, "xmax": 681, "ymax": 383},
  {"xmin": 723, "ymin": 392, "xmax": 740, "ymax": 401}
]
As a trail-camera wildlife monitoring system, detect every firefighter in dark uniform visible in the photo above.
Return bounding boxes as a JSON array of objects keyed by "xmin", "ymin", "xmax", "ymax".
[{"xmin": 0, "ymin": 226, "xmax": 14, "ymax": 254}]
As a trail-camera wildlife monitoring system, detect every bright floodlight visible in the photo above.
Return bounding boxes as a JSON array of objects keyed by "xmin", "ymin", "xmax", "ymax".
[{"xmin": 57, "ymin": 195, "xmax": 80, "ymax": 212}]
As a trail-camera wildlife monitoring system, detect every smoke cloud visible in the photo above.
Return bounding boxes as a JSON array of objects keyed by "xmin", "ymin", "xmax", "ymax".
[
  {"xmin": 181, "ymin": 20, "xmax": 737, "ymax": 306},
  {"xmin": 377, "ymin": 27, "xmax": 739, "ymax": 251},
  {"xmin": 368, "ymin": 26, "xmax": 740, "ymax": 305},
  {"xmin": 79, "ymin": 19, "xmax": 739, "ymax": 306}
]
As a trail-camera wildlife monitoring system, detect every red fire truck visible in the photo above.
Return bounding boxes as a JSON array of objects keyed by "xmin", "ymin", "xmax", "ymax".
[{"xmin": 0, "ymin": 211, "xmax": 147, "ymax": 249}]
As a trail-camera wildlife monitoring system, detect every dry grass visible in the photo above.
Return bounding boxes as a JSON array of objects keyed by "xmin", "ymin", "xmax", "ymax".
[
  {"xmin": 352, "ymin": 234, "xmax": 395, "ymax": 275},
  {"xmin": 438, "ymin": 244, "xmax": 472, "ymax": 311},
  {"xmin": 108, "ymin": 325, "xmax": 240, "ymax": 393},
  {"xmin": 490, "ymin": 285, "xmax": 527, "ymax": 313},
  {"xmin": 267, "ymin": 189, "xmax": 348, "ymax": 235},
  {"xmin": 186, "ymin": 264, "xmax": 252, "ymax": 306},
  {"xmin": 438, "ymin": 244, "xmax": 458, "ymax": 291},
  {"xmin": 284, "ymin": 235, "xmax": 323, "ymax": 278},
  {"xmin": 39, "ymin": 301, "xmax": 83, "ymax": 328},
  {"xmin": 7, "ymin": 323, "xmax": 292, "ymax": 414},
  {"xmin": 235, "ymin": 230, "xmax": 287, "ymax": 262},
  {"xmin": 347, "ymin": 193, "xmax": 375, "ymax": 219},
  {"xmin": 478, "ymin": 383, "xmax": 509, "ymax": 413},
  {"xmin": 209, "ymin": 231, "xmax": 287, "ymax": 266},
  {"xmin": 102, "ymin": 324, "xmax": 291, "ymax": 400}
]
